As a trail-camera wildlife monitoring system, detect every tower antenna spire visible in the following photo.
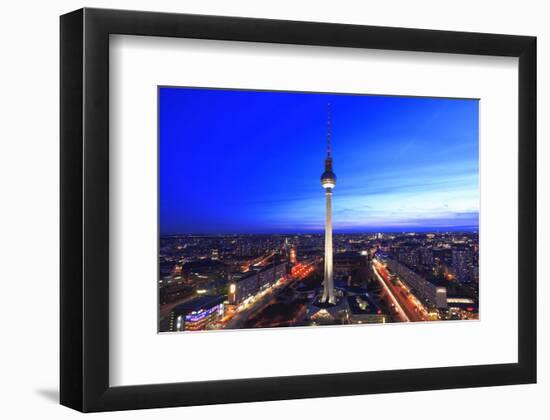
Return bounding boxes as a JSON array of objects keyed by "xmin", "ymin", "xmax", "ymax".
[{"xmin": 327, "ymin": 102, "xmax": 331, "ymax": 157}]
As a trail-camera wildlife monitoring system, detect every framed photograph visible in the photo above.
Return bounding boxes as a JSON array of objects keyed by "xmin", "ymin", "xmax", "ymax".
[{"xmin": 60, "ymin": 8, "xmax": 537, "ymax": 412}]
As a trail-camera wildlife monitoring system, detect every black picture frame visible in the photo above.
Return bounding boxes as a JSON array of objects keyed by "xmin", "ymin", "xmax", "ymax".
[{"xmin": 60, "ymin": 7, "xmax": 537, "ymax": 412}]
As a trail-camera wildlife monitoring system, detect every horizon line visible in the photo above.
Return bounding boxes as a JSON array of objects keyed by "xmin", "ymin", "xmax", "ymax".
[{"xmin": 160, "ymin": 229, "xmax": 479, "ymax": 237}]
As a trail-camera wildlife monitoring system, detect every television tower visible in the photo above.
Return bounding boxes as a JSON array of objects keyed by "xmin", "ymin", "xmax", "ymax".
[{"xmin": 320, "ymin": 104, "xmax": 336, "ymax": 304}]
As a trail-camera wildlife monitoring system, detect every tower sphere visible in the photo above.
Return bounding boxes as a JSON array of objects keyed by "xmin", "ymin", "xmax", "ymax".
[{"xmin": 321, "ymin": 168, "xmax": 336, "ymax": 189}]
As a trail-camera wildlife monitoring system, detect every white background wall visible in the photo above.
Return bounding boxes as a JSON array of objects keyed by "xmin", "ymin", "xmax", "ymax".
[{"xmin": 0, "ymin": 0, "xmax": 547, "ymax": 418}]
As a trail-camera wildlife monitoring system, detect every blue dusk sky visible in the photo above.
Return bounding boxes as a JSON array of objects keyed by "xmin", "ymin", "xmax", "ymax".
[{"xmin": 159, "ymin": 87, "xmax": 479, "ymax": 234}]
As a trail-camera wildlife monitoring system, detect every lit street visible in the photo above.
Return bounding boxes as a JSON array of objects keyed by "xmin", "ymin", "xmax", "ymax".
[{"xmin": 372, "ymin": 258, "xmax": 429, "ymax": 322}]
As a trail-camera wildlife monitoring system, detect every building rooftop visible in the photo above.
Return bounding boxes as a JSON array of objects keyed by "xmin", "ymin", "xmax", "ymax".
[
  {"xmin": 347, "ymin": 295, "xmax": 382, "ymax": 315},
  {"xmin": 182, "ymin": 259, "xmax": 226, "ymax": 271},
  {"xmin": 334, "ymin": 251, "xmax": 363, "ymax": 259},
  {"xmin": 334, "ymin": 282, "xmax": 369, "ymax": 295},
  {"xmin": 171, "ymin": 295, "xmax": 225, "ymax": 314},
  {"xmin": 232, "ymin": 271, "xmax": 258, "ymax": 283}
]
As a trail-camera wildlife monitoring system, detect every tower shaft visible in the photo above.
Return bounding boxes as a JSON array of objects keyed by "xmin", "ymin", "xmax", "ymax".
[
  {"xmin": 320, "ymin": 103, "xmax": 336, "ymax": 305},
  {"xmin": 321, "ymin": 188, "xmax": 335, "ymax": 304}
]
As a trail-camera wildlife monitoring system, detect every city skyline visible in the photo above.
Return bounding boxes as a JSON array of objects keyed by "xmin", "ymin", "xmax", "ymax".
[
  {"xmin": 159, "ymin": 87, "xmax": 479, "ymax": 235},
  {"xmin": 159, "ymin": 231, "xmax": 479, "ymax": 332}
]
